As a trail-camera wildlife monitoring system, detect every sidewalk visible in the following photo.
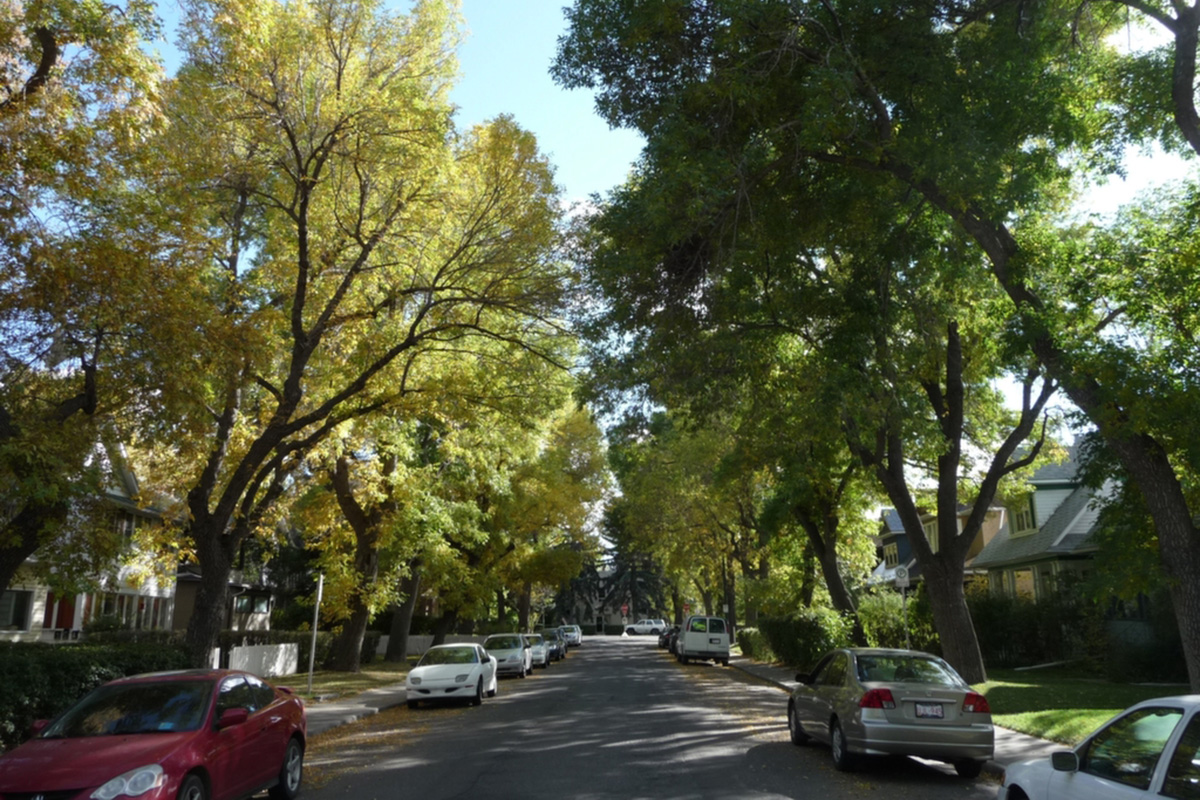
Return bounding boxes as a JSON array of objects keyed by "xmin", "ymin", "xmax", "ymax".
[
  {"xmin": 301, "ymin": 648, "xmax": 1064, "ymax": 778},
  {"xmin": 304, "ymin": 683, "xmax": 408, "ymax": 737},
  {"xmin": 727, "ymin": 653, "xmax": 1063, "ymax": 777}
]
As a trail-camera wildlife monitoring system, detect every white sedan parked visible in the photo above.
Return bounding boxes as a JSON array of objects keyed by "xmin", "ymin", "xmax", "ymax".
[
  {"xmin": 406, "ymin": 643, "xmax": 497, "ymax": 708},
  {"xmin": 999, "ymin": 695, "xmax": 1200, "ymax": 799}
]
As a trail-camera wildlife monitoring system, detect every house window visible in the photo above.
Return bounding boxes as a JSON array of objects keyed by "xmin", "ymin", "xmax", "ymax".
[
  {"xmin": 1012, "ymin": 568, "xmax": 1035, "ymax": 599},
  {"xmin": 884, "ymin": 543, "xmax": 899, "ymax": 567},
  {"xmin": 0, "ymin": 591, "xmax": 31, "ymax": 631},
  {"xmin": 922, "ymin": 520, "xmax": 939, "ymax": 554},
  {"xmin": 1013, "ymin": 496, "xmax": 1036, "ymax": 534},
  {"xmin": 114, "ymin": 511, "xmax": 138, "ymax": 539},
  {"xmin": 234, "ymin": 595, "xmax": 269, "ymax": 614}
]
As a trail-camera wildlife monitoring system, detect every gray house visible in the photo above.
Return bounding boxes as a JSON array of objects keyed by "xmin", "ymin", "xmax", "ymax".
[{"xmin": 971, "ymin": 449, "xmax": 1106, "ymax": 600}]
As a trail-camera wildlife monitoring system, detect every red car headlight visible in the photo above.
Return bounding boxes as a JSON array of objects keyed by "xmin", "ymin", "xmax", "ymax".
[{"xmin": 91, "ymin": 763, "xmax": 166, "ymax": 800}]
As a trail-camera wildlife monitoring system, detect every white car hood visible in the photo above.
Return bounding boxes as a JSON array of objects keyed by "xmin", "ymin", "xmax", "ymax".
[{"xmin": 409, "ymin": 663, "xmax": 477, "ymax": 682}]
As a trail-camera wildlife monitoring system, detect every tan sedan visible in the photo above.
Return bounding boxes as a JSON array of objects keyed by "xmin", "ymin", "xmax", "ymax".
[{"xmin": 787, "ymin": 647, "xmax": 994, "ymax": 778}]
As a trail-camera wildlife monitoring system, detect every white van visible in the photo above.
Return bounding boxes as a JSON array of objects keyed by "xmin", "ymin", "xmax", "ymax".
[{"xmin": 676, "ymin": 615, "xmax": 730, "ymax": 666}]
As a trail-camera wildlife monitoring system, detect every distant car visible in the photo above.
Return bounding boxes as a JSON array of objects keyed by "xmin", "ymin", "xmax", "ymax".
[
  {"xmin": 559, "ymin": 625, "xmax": 583, "ymax": 648},
  {"xmin": 658, "ymin": 625, "xmax": 680, "ymax": 649},
  {"xmin": 485, "ymin": 633, "xmax": 534, "ymax": 677},
  {"xmin": 788, "ymin": 648, "xmax": 993, "ymax": 778},
  {"xmin": 676, "ymin": 615, "xmax": 731, "ymax": 666},
  {"xmin": 407, "ymin": 643, "xmax": 498, "ymax": 708},
  {"xmin": 627, "ymin": 618, "xmax": 667, "ymax": 635},
  {"xmin": 524, "ymin": 633, "xmax": 551, "ymax": 668},
  {"xmin": 0, "ymin": 668, "xmax": 306, "ymax": 800},
  {"xmin": 540, "ymin": 629, "xmax": 567, "ymax": 660},
  {"xmin": 999, "ymin": 695, "xmax": 1200, "ymax": 799}
]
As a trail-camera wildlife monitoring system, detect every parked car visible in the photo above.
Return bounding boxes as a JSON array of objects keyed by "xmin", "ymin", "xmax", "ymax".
[
  {"xmin": 787, "ymin": 648, "xmax": 993, "ymax": 778},
  {"xmin": 407, "ymin": 643, "xmax": 498, "ymax": 708},
  {"xmin": 666, "ymin": 626, "xmax": 682, "ymax": 654},
  {"xmin": 523, "ymin": 633, "xmax": 551, "ymax": 669},
  {"xmin": 485, "ymin": 633, "xmax": 534, "ymax": 677},
  {"xmin": 659, "ymin": 625, "xmax": 680, "ymax": 649},
  {"xmin": 540, "ymin": 628, "xmax": 567, "ymax": 660},
  {"xmin": 559, "ymin": 625, "xmax": 583, "ymax": 648},
  {"xmin": 676, "ymin": 614, "xmax": 731, "ymax": 666},
  {"xmin": 0, "ymin": 668, "xmax": 306, "ymax": 800},
  {"xmin": 627, "ymin": 618, "xmax": 668, "ymax": 635},
  {"xmin": 999, "ymin": 695, "xmax": 1200, "ymax": 799}
]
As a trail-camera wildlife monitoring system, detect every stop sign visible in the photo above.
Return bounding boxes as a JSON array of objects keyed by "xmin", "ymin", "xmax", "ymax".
[
  {"xmin": 683, "ymin": 603, "xmax": 691, "ymax": 614},
  {"xmin": 621, "ymin": 604, "xmax": 629, "ymax": 616}
]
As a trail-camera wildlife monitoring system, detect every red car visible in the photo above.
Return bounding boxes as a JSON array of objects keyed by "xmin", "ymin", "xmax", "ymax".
[{"xmin": 0, "ymin": 668, "xmax": 306, "ymax": 800}]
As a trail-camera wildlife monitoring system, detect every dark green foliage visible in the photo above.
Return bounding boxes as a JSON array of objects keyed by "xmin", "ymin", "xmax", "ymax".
[
  {"xmin": 857, "ymin": 589, "xmax": 939, "ymax": 653},
  {"xmin": 735, "ymin": 627, "xmax": 776, "ymax": 662},
  {"xmin": 967, "ymin": 585, "xmax": 1097, "ymax": 670},
  {"xmin": 82, "ymin": 614, "xmax": 127, "ymax": 634},
  {"xmin": 758, "ymin": 608, "xmax": 853, "ymax": 670},
  {"xmin": 0, "ymin": 642, "xmax": 191, "ymax": 753},
  {"xmin": 1101, "ymin": 591, "xmax": 1187, "ymax": 683}
]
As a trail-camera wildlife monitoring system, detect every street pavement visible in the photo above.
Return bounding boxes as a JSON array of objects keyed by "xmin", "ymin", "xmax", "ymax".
[{"xmin": 301, "ymin": 639, "xmax": 1064, "ymax": 778}]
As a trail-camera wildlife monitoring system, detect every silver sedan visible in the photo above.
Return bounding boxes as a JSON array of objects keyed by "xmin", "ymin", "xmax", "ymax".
[{"xmin": 787, "ymin": 647, "xmax": 994, "ymax": 778}]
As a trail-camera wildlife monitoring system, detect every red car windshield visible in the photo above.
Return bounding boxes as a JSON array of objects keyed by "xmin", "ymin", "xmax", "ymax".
[{"xmin": 42, "ymin": 680, "xmax": 214, "ymax": 738}]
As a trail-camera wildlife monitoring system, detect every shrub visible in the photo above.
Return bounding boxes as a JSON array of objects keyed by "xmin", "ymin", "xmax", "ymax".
[
  {"xmin": 0, "ymin": 642, "xmax": 191, "ymax": 753},
  {"xmin": 735, "ymin": 627, "xmax": 776, "ymax": 662},
  {"xmin": 758, "ymin": 607, "xmax": 853, "ymax": 670},
  {"xmin": 1103, "ymin": 590, "xmax": 1187, "ymax": 683},
  {"xmin": 82, "ymin": 614, "xmax": 126, "ymax": 634},
  {"xmin": 967, "ymin": 585, "xmax": 1092, "ymax": 669},
  {"xmin": 858, "ymin": 589, "xmax": 939, "ymax": 653}
]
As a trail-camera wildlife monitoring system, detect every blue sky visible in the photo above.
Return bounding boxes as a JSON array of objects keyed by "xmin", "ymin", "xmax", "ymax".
[{"xmin": 451, "ymin": 1, "xmax": 644, "ymax": 204}]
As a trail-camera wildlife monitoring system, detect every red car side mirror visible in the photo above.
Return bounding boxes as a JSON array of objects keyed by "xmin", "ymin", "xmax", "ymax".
[{"xmin": 217, "ymin": 708, "xmax": 249, "ymax": 730}]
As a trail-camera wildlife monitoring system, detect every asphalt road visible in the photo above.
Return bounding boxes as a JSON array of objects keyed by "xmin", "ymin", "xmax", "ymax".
[{"xmin": 302, "ymin": 636, "xmax": 1000, "ymax": 800}]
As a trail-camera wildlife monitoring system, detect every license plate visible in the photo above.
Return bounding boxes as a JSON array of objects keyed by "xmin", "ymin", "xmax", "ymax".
[
  {"xmin": 915, "ymin": 702, "xmax": 944, "ymax": 719},
  {"xmin": 709, "ymin": 637, "xmax": 721, "ymax": 645}
]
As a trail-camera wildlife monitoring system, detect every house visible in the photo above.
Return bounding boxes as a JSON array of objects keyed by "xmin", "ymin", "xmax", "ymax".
[
  {"xmin": 870, "ymin": 504, "xmax": 1006, "ymax": 587},
  {"xmin": 971, "ymin": 450, "xmax": 1104, "ymax": 599},
  {"xmin": 172, "ymin": 564, "xmax": 273, "ymax": 634},
  {"xmin": 0, "ymin": 443, "xmax": 176, "ymax": 643},
  {"xmin": 0, "ymin": 441, "xmax": 276, "ymax": 643}
]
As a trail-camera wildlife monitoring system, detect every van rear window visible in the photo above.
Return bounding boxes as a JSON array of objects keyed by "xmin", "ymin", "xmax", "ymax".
[{"xmin": 689, "ymin": 617, "xmax": 726, "ymax": 633}]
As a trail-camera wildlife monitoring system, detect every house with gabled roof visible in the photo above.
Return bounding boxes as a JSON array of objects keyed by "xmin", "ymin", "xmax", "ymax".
[
  {"xmin": 870, "ymin": 504, "xmax": 1006, "ymax": 587},
  {"xmin": 970, "ymin": 447, "xmax": 1105, "ymax": 599},
  {"xmin": 0, "ymin": 442, "xmax": 176, "ymax": 642}
]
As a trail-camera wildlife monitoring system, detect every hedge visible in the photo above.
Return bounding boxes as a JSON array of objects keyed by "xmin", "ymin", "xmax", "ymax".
[
  {"xmin": 0, "ymin": 642, "xmax": 191, "ymax": 753},
  {"xmin": 735, "ymin": 627, "xmax": 775, "ymax": 663},
  {"xmin": 757, "ymin": 608, "xmax": 853, "ymax": 671}
]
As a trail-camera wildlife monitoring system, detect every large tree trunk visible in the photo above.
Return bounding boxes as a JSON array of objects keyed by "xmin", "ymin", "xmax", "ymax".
[
  {"xmin": 330, "ymin": 530, "xmax": 378, "ymax": 672},
  {"xmin": 517, "ymin": 581, "xmax": 532, "ymax": 631},
  {"xmin": 330, "ymin": 455, "xmax": 383, "ymax": 672},
  {"xmin": 431, "ymin": 608, "xmax": 458, "ymax": 647},
  {"xmin": 722, "ymin": 559, "xmax": 737, "ymax": 641},
  {"xmin": 796, "ymin": 512, "xmax": 867, "ymax": 645},
  {"xmin": 1104, "ymin": 435, "xmax": 1200, "ymax": 690},
  {"xmin": 385, "ymin": 565, "xmax": 422, "ymax": 662},
  {"xmin": 922, "ymin": 558, "xmax": 986, "ymax": 684},
  {"xmin": 183, "ymin": 527, "xmax": 234, "ymax": 667}
]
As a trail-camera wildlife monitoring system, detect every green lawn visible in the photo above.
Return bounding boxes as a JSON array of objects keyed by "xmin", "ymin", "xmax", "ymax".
[
  {"xmin": 280, "ymin": 657, "xmax": 412, "ymax": 703},
  {"xmin": 978, "ymin": 667, "xmax": 1190, "ymax": 745}
]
